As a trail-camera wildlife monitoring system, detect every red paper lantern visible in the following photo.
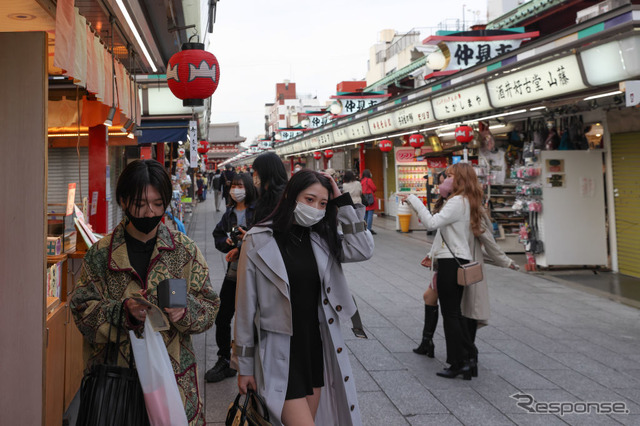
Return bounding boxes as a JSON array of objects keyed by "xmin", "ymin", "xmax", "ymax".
[
  {"xmin": 409, "ymin": 133, "xmax": 425, "ymax": 149},
  {"xmin": 197, "ymin": 140, "xmax": 209, "ymax": 154},
  {"xmin": 379, "ymin": 139, "xmax": 393, "ymax": 152},
  {"xmin": 313, "ymin": 151, "xmax": 322, "ymax": 160},
  {"xmin": 202, "ymin": 154, "xmax": 208, "ymax": 163},
  {"xmin": 167, "ymin": 43, "xmax": 220, "ymax": 107},
  {"xmin": 324, "ymin": 149, "xmax": 334, "ymax": 159},
  {"xmin": 455, "ymin": 125, "xmax": 474, "ymax": 144}
]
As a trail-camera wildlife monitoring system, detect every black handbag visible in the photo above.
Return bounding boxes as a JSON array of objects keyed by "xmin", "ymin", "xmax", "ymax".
[
  {"xmin": 225, "ymin": 389, "xmax": 272, "ymax": 426},
  {"xmin": 362, "ymin": 192, "xmax": 374, "ymax": 207},
  {"xmin": 76, "ymin": 303, "xmax": 150, "ymax": 426}
]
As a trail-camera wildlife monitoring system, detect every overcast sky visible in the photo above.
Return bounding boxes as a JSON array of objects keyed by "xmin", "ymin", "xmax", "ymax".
[{"xmin": 207, "ymin": 0, "xmax": 489, "ymax": 143}]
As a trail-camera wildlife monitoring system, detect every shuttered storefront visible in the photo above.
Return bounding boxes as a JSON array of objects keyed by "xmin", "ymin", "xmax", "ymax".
[
  {"xmin": 48, "ymin": 146, "xmax": 124, "ymax": 233},
  {"xmin": 611, "ymin": 133, "xmax": 640, "ymax": 278}
]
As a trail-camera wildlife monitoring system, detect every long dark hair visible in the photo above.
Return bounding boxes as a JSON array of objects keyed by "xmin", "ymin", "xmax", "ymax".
[
  {"xmin": 252, "ymin": 152, "xmax": 288, "ymax": 223},
  {"xmin": 343, "ymin": 170, "xmax": 356, "ymax": 183},
  {"xmin": 267, "ymin": 170, "xmax": 341, "ymax": 261},
  {"xmin": 228, "ymin": 173, "xmax": 257, "ymax": 208},
  {"xmin": 116, "ymin": 159, "xmax": 172, "ymax": 211}
]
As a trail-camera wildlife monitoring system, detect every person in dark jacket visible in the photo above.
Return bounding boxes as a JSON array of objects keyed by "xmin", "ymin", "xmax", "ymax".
[
  {"xmin": 206, "ymin": 173, "xmax": 257, "ymax": 383},
  {"xmin": 221, "ymin": 165, "xmax": 236, "ymax": 205},
  {"xmin": 251, "ymin": 152, "xmax": 288, "ymax": 224}
]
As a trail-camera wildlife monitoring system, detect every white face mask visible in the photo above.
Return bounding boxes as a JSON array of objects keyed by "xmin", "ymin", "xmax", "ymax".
[
  {"xmin": 293, "ymin": 202, "xmax": 326, "ymax": 227},
  {"xmin": 230, "ymin": 188, "xmax": 246, "ymax": 202}
]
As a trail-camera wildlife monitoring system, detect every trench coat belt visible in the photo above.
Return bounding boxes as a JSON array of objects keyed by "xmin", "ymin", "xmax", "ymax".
[{"xmin": 233, "ymin": 344, "xmax": 255, "ymax": 357}]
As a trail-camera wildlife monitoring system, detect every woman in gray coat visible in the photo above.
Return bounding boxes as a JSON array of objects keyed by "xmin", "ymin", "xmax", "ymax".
[{"xmin": 232, "ymin": 169, "xmax": 374, "ymax": 425}]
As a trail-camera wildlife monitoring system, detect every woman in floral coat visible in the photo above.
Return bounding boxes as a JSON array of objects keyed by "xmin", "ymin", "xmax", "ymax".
[{"xmin": 70, "ymin": 159, "xmax": 219, "ymax": 425}]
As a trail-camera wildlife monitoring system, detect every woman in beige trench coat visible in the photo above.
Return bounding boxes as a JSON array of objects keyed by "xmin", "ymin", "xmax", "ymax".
[{"xmin": 232, "ymin": 170, "xmax": 374, "ymax": 425}]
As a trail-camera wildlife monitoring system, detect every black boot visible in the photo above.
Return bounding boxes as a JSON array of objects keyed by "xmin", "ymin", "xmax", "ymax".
[{"xmin": 413, "ymin": 305, "xmax": 438, "ymax": 357}]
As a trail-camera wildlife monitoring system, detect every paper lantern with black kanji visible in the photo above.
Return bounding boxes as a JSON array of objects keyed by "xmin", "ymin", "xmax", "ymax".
[
  {"xmin": 313, "ymin": 151, "xmax": 322, "ymax": 160},
  {"xmin": 455, "ymin": 125, "xmax": 474, "ymax": 144},
  {"xmin": 324, "ymin": 149, "xmax": 334, "ymax": 159},
  {"xmin": 167, "ymin": 43, "xmax": 220, "ymax": 107},
  {"xmin": 409, "ymin": 133, "xmax": 425, "ymax": 149},
  {"xmin": 197, "ymin": 140, "xmax": 209, "ymax": 154},
  {"xmin": 379, "ymin": 139, "xmax": 393, "ymax": 152}
]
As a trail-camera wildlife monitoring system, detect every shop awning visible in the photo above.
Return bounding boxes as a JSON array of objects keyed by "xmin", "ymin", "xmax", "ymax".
[
  {"xmin": 137, "ymin": 120, "xmax": 189, "ymax": 144},
  {"xmin": 364, "ymin": 56, "xmax": 428, "ymax": 92}
]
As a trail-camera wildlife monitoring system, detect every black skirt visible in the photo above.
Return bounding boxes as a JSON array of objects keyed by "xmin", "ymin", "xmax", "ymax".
[{"xmin": 275, "ymin": 226, "xmax": 324, "ymax": 400}]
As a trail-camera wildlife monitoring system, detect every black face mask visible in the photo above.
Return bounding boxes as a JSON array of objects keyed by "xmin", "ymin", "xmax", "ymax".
[{"xmin": 126, "ymin": 210, "xmax": 163, "ymax": 234}]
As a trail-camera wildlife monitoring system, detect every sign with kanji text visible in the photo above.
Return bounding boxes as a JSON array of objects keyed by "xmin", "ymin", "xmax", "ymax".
[
  {"xmin": 318, "ymin": 133, "xmax": 334, "ymax": 147},
  {"xmin": 394, "ymin": 101, "xmax": 436, "ymax": 129},
  {"xmin": 487, "ymin": 55, "xmax": 587, "ymax": 107},
  {"xmin": 329, "ymin": 94, "xmax": 390, "ymax": 116},
  {"xmin": 332, "ymin": 127, "xmax": 349, "ymax": 143},
  {"xmin": 432, "ymin": 84, "xmax": 491, "ymax": 120},
  {"xmin": 347, "ymin": 122, "xmax": 371, "ymax": 139},
  {"xmin": 189, "ymin": 120, "xmax": 198, "ymax": 168},
  {"xmin": 368, "ymin": 113, "xmax": 397, "ymax": 135},
  {"xmin": 308, "ymin": 114, "xmax": 331, "ymax": 128},
  {"xmin": 280, "ymin": 130, "xmax": 304, "ymax": 140}
]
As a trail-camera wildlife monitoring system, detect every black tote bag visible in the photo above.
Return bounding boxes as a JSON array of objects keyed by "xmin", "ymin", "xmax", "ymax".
[{"xmin": 76, "ymin": 303, "xmax": 150, "ymax": 426}]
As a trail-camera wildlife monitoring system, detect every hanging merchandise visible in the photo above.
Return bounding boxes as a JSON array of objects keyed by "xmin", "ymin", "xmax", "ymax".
[{"xmin": 167, "ymin": 43, "xmax": 220, "ymax": 107}]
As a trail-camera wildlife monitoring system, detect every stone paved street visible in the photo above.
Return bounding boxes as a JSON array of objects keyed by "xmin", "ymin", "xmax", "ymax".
[{"xmin": 187, "ymin": 194, "xmax": 640, "ymax": 425}]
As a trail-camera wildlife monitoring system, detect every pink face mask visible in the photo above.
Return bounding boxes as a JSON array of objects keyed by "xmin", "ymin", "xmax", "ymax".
[{"xmin": 439, "ymin": 177, "xmax": 454, "ymax": 198}]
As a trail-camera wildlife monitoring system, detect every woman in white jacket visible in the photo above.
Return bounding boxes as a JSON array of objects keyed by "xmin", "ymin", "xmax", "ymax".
[
  {"xmin": 400, "ymin": 162, "xmax": 484, "ymax": 380},
  {"xmin": 233, "ymin": 169, "xmax": 374, "ymax": 425}
]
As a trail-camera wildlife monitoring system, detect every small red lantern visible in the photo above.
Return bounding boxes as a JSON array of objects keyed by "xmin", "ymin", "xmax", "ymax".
[
  {"xmin": 167, "ymin": 43, "xmax": 220, "ymax": 107},
  {"xmin": 202, "ymin": 154, "xmax": 208, "ymax": 163},
  {"xmin": 324, "ymin": 149, "xmax": 334, "ymax": 159},
  {"xmin": 313, "ymin": 151, "xmax": 322, "ymax": 160},
  {"xmin": 455, "ymin": 125, "xmax": 474, "ymax": 144},
  {"xmin": 197, "ymin": 140, "xmax": 209, "ymax": 154},
  {"xmin": 379, "ymin": 139, "xmax": 393, "ymax": 152},
  {"xmin": 409, "ymin": 133, "xmax": 425, "ymax": 149}
]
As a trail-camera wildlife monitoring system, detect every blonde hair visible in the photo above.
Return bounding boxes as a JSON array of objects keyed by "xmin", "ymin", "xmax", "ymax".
[{"xmin": 449, "ymin": 163, "xmax": 485, "ymax": 237}]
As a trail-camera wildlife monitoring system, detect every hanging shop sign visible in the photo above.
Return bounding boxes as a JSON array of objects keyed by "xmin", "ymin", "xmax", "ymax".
[
  {"xmin": 487, "ymin": 55, "xmax": 587, "ymax": 108},
  {"xmin": 427, "ymin": 157, "xmax": 448, "ymax": 168},
  {"xmin": 422, "ymin": 30, "xmax": 539, "ymax": 72},
  {"xmin": 279, "ymin": 129, "xmax": 304, "ymax": 140},
  {"xmin": 580, "ymin": 34, "xmax": 640, "ymax": 86},
  {"xmin": 167, "ymin": 43, "xmax": 220, "ymax": 107},
  {"xmin": 329, "ymin": 93, "xmax": 390, "ymax": 116},
  {"xmin": 332, "ymin": 127, "xmax": 350, "ymax": 143},
  {"xmin": 379, "ymin": 139, "xmax": 393, "ymax": 152},
  {"xmin": 189, "ymin": 120, "xmax": 198, "ymax": 168},
  {"xmin": 394, "ymin": 100, "xmax": 436, "ymax": 129},
  {"xmin": 395, "ymin": 146, "xmax": 434, "ymax": 163},
  {"xmin": 318, "ymin": 133, "xmax": 334, "ymax": 147},
  {"xmin": 346, "ymin": 122, "xmax": 371, "ymax": 139},
  {"xmin": 432, "ymin": 84, "xmax": 491, "ymax": 120},
  {"xmin": 306, "ymin": 113, "xmax": 331, "ymax": 128},
  {"xmin": 308, "ymin": 137, "xmax": 320, "ymax": 149},
  {"xmin": 368, "ymin": 112, "xmax": 397, "ymax": 135}
]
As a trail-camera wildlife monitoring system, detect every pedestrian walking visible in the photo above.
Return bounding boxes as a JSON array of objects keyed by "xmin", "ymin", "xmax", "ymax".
[
  {"xmin": 212, "ymin": 169, "xmax": 223, "ymax": 211},
  {"xmin": 341, "ymin": 170, "xmax": 362, "ymax": 205},
  {"xmin": 221, "ymin": 164, "xmax": 236, "ymax": 205},
  {"xmin": 399, "ymin": 162, "xmax": 483, "ymax": 380},
  {"xmin": 202, "ymin": 173, "xmax": 208, "ymax": 201},
  {"xmin": 196, "ymin": 173, "xmax": 205, "ymax": 202},
  {"xmin": 70, "ymin": 159, "xmax": 219, "ymax": 424},
  {"xmin": 206, "ymin": 173, "xmax": 257, "ymax": 383},
  {"xmin": 232, "ymin": 169, "xmax": 374, "ymax": 425},
  {"xmin": 361, "ymin": 169, "xmax": 377, "ymax": 234},
  {"xmin": 251, "ymin": 151, "xmax": 288, "ymax": 224}
]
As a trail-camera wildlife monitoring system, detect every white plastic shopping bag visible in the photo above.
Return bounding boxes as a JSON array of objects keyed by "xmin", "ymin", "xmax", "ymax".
[{"xmin": 129, "ymin": 318, "xmax": 188, "ymax": 426}]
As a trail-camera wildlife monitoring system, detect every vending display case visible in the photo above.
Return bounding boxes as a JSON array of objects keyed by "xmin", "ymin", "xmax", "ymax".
[{"xmin": 391, "ymin": 147, "xmax": 448, "ymax": 231}]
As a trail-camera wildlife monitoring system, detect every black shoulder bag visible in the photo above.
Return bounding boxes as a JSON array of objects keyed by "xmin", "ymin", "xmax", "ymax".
[{"xmin": 76, "ymin": 302, "xmax": 150, "ymax": 426}]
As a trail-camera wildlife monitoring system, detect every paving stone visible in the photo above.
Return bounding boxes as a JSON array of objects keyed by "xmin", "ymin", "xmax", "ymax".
[
  {"xmin": 368, "ymin": 326, "xmax": 422, "ymax": 354},
  {"xmin": 349, "ymin": 355, "xmax": 381, "ymax": 392},
  {"xmin": 610, "ymin": 414, "xmax": 640, "ymax": 425},
  {"xmin": 546, "ymin": 352, "xmax": 640, "ymax": 389},
  {"xmin": 358, "ymin": 391, "xmax": 409, "ymax": 426},
  {"xmin": 407, "ymin": 414, "xmax": 464, "ymax": 425},
  {"xmin": 431, "ymin": 388, "xmax": 515, "ymax": 425},
  {"xmin": 494, "ymin": 367, "xmax": 560, "ymax": 390},
  {"xmin": 346, "ymin": 338, "xmax": 405, "ymax": 371},
  {"xmin": 371, "ymin": 370, "xmax": 448, "ymax": 415},
  {"xmin": 506, "ymin": 413, "xmax": 568, "ymax": 425},
  {"xmin": 487, "ymin": 339, "xmax": 567, "ymax": 370}
]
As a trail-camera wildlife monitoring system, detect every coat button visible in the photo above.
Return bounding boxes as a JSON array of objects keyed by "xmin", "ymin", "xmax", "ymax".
[
  {"xmin": 336, "ymin": 305, "xmax": 342, "ymax": 311},
  {"xmin": 350, "ymin": 405, "xmax": 355, "ymax": 411},
  {"xmin": 323, "ymin": 299, "xmax": 329, "ymax": 305},
  {"xmin": 327, "ymin": 287, "xmax": 331, "ymax": 293},
  {"xmin": 328, "ymin": 318, "xmax": 334, "ymax": 324},
  {"xmin": 337, "ymin": 347, "xmax": 342, "ymax": 353},
  {"xmin": 344, "ymin": 376, "xmax": 349, "ymax": 382}
]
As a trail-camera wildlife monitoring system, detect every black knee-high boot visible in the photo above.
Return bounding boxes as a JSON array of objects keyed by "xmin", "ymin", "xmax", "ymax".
[{"xmin": 413, "ymin": 305, "xmax": 438, "ymax": 357}]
